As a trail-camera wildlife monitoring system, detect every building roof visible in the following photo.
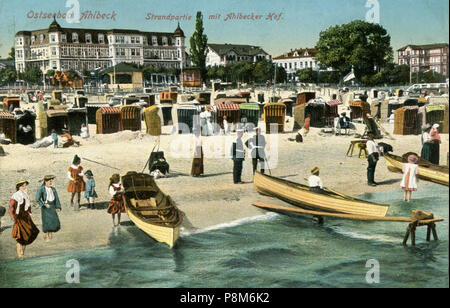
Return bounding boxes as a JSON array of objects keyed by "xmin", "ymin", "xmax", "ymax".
[
  {"xmin": 208, "ymin": 43, "xmax": 268, "ymax": 57},
  {"xmin": 16, "ymin": 21, "xmax": 183, "ymax": 46},
  {"xmin": 273, "ymin": 48, "xmax": 319, "ymax": 60},
  {"xmin": 397, "ymin": 43, "xmax": 449, "ymax": 51}
]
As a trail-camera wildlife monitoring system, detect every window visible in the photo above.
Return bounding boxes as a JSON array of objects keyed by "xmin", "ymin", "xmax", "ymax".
[
  {"xmin": 131, "ymin": 48, "xmax": 136, "ymax": 56},
  {"xmin": 31, "ymin": 36, "xmax": 35, "ymax": 44},
  {"xmin": 50, "ymin": 34, "xmax": 56, "ymax": 43},
  {"xmin": 98, "ymin": 34, "xmax": 104, "ymax": 43},
  {"xmin": 136, "ymin": 37, "xmax": 140, "ymax": 44},
  {"xmin": 116, "ymin": 36, "xmax": 125, "ymax": 44},
  {"xmin": 131, "ymin": 37, "xmax": 135, "ymax": 44},
  {"xmin": 61, "ymin": 34, "xmax": 67, "ymax": 43},
  {"xmin": 51, "ymin": 47, "xmax": 57, "ymax": 56},
  {"xmin": 40, "ymin": 34, "xmax": 44, "ymax": 43},
  {"xmin": 86, "ymin": 33, "xmax": 92, "ymax": 43},
  {"xmin": 152, "ymin": 36, "xmax": 157, "ymax": 45},
  {"xmin": 52, "ymin": 61, "xmax": 57, "ymax": 69},
  {"xmin": 72, "ymin": 33, "xmax": 78, "ymax": 43},
  {"xmin": 162, "ymin": 36, "xmax": 167, "ymax": 45}
]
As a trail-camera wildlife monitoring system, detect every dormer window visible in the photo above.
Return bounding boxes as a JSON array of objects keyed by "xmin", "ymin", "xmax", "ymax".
[
  {"xmin": 162, "ymin": 36, "xmax": 168, "ymax": 46},
  {"xmin": 72, "ymin": 33, "xmax": 78, "ymax": 43},
  {"xmin": 31, "ymin": 36, "xmax": 35, "ymax": 44},
  {"xmin": 152, "ymin": 36, "xmax": 157, "ymax": 45},
  {"xmin": 86, "ymin": 33, "xmax": 92, "ymax": 43},
  {"xmin": 293, "ymin": 51, "xmax": 299, "ymax": 57},
  {"xmin": 50, "ymin": 34, "xmax": 56, "ymax": 43},
  {"xmin": 39, "ymin": 34, "xmax": 45, "ymax": 43},
  {"xmin": 304, "ymin": 50, "xmax": 309, "ymax": 56},
  {"xmin": 98, "ymin": 34, "xmax": 104, "ymax": 43},
  {"xmin": 61, "ymin": 34, "xmax": 67, "ymax": 43}
]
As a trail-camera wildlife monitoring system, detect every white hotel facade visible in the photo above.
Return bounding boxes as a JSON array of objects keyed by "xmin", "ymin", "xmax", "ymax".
[
  {"xmin": 273, "ymin": 48, "xmax": 323, "ymax": 81},
  {"xmin": 14, "ymin": 19, "xmax": 187, "ymax": 73}
]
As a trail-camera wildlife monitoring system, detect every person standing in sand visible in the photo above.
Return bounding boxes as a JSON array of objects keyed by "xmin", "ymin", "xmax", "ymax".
[
  {"xmin": 67, "ymin": 155, "xmax": 85, "ymax": 211},
  {"xmin": 191, "ymin": 129, "xmax": 204, "ymax": 177},
  {"xmin": 36, "ymin": 175, "xmax": 61, "ymax": 241},
  {"xmin": 430, "ymin": 123, "xmax": 441, "ymax": 165},
  {"xmin": 420, "ymin": 124, "xmax": 433, "ymax": 163},
  {"xmin": 9, "ymin": 180, "xmax": 40, "ymax": 258},
  {"xmin": 401, "ymin": 154, "xmax": 419, "ymax": 202},
  {"xmin": 231, "ymin": 126, "xmax": 245, "ymax": 184},
  {"xmin": 107, "ymin": 174, "xmax": 126, "ymax": 227},
  {"xmin": 245, "ymin": 127, "xmax": 266, "ymax": 174},
  {"xmin": 303, "ymin": 114, "xmax": 311, "ymax": 137},
  {"xmin": 366, "ymin": 133, "xmax": 380, "ymax": 186},
  {"xmin": 84, "ymin": 170, "xmax": 98, "ymax": 209}
]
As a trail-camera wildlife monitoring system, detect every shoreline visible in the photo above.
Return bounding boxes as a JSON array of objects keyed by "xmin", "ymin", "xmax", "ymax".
[{"xmin": 0, "ymin": 119, "xmax": 448, "ymax": 261}]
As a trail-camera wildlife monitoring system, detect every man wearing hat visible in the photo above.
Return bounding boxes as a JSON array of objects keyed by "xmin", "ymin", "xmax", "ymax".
[
  {"xmin": 366, "ymin": 133, "xmax": 380, "ymax": 186},
  {"xmin": 245, "ymin": 127, "xmax": 266, "ymax": 174},
  {"xmin": 338, "ymin": 112, "xmax": 351, "ymax": 135},
  {"xmin": 308, "ymin": 167, "xmax": 323, "ymax": 193},
  {"xmin": 36, "ymin": 175, "xmax": 62, "ymax": 241},
  {"xmin": 231, "ymin": 125, "xmax": 246, "ymax": 184}
]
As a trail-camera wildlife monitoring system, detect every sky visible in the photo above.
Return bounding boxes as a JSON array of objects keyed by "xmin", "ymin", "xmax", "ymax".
[{"xmin": 0, "ymin": 0, "xmax": 448, "ymax": 59}]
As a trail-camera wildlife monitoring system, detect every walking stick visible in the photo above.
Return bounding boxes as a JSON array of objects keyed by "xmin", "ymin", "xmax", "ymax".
[{"xmin": 264, "ymin": 157, "xmax": 272, "ymax": 175}]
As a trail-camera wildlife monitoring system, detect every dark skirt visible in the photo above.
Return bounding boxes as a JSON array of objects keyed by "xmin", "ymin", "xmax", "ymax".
[
  {"xmin": 107, "ymin": 193, "xmax": 126, "ymax": 214},
  {"xmin": 41, "ymin": 201, "xmax": 61, "ymax": 233},
  {"xmin": 421, "ymin": 143, "xmax": 433, "ymax": 163},
  {"xmin": 430, "ymin": 141, "xmax": 440, "ymax": 165},
  {"xmin": 191, "ymin": 147, "xmax": 204, "ymax": 176},
  {"xmin": 12, "ymin": 209, "xmax": 39, "ymax": 246}
]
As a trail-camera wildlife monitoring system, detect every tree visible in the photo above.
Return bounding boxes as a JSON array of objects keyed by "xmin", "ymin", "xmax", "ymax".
[
  {"xmin": 296, "ymin": 68, "xmax": 318, "ymax": 83},
  {"xmin": 23, "ymin": 68, "xmax": 42, "ymax": 84},
  {"xmin": 315, "ymin": 20, "xmax": 392, "ymax": 81},
  {"xmin": 0, "ymin": 69, "xmax": 17, "ymax": 83},
  {"xmin": 274, "ymin": 66, "xmax": 287, "ymax": 83},
  {"xmin": 252, "ymin": 61, "xmax": 272, "ymax": 83},
  {"xmin": 7, "ymin": 47, "xmax": 15, "ymax": 60},
  {"xmin": 189, "ymin": 11, "xmax": 208, "ymax": 82}
]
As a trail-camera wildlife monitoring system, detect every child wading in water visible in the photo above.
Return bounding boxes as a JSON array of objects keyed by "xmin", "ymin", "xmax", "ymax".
[
  {"xmin": 107, "ymin": 174, "xmax": 126, "ymax": 226},
  {"xmin": 401, "ymin": 154, "xmax": 419, "ymax": 202},
  {"xmin": 84, "ymin": 170, "xmax": 97, "ymax": 209}
]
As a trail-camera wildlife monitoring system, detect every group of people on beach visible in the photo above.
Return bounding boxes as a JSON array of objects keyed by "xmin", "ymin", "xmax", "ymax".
[{"xmin": 4, "ymin": 154, "xmax": 127, "ymax": 258}]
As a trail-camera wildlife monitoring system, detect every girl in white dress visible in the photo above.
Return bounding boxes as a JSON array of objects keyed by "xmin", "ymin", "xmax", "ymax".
[{"xmin": 401, "ymin": 154, "xmax": 419, "ymax": 202}]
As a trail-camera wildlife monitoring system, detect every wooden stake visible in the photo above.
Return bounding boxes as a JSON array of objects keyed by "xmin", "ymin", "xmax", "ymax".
[
  {"xmin": 431, "ymin": 223, "xmax": 439, "ymax": 241},
  {"xmin": 403, "ymin": 224, "xmax": 411, "ymax": 245},
  {"xmin": 426, "ymin": 224, "xmax": 431, "ymax": 242}
]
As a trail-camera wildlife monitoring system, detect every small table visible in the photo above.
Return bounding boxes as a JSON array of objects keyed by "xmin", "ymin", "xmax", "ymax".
[{"xmin": 346, "ymin": 139, "xmax": 368, "ymax": 159}]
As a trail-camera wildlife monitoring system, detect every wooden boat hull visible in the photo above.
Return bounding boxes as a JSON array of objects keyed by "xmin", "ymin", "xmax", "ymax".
[
  {"xmin": 126, "ymin": 207, "xmax": 180, "ymax": 248},
  {"xmin": 122, "ymin": 172, "xmax": 183, "ymax": 248},
  {"xmin": 253, "ymin": 172, "xmax": 389, "ymax": 217},
  {"xmin": 384, "ymin": 153, "xmax": 449, "ymax": 186}
]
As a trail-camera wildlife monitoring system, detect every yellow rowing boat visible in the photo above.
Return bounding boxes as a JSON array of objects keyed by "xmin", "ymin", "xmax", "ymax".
[
  {"xmin": 253, "ymin": 172, "xmax": 389, "ymax": 217},
  {"xmin": 122, "ymin": 172, "xmax": 183, "ymax": 248}
]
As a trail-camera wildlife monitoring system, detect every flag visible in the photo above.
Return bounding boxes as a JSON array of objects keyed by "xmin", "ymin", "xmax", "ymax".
[{"xmin": 343, "ymin": 70, "xmax": 355, "ymax": 82}]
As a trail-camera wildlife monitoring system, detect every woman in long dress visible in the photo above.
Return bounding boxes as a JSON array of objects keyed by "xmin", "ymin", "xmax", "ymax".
[
  {"xmin": 401, "ymin": 154, "xmax": 419, "ymax": 202},
  {"xmin": 9, "ymin": 180, "xmax": 40, "ymax": 258},
  {"xmin": 420, "ymin": 124, "xmax": 433, "ymax": 163},
  {"xmin": 107, "ymin": 174, "xmax": 126, "ymax": 226},
  {"xmin": 191, "ymin": 129, "xmax": 204, "ymax": 177},
  {"xmin": 430, "ymin": 123, "xmax": 441, "ymax": 165},
  {"xmin": 67, "ymin": 155, "xmax": 86, "ymax": 211},
  {"xmin": 36, "ymin": 175, "xmax": 61, "ymax": 241}
]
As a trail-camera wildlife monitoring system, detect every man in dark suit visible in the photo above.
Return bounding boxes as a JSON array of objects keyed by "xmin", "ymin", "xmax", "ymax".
[
  {"xmin": 245, "ymin": 127, "xmax": 266, "ymax": 174},
  {"xmin": 231, "ymin": 127, "xmax": 245, "ymax": 184},
  {"xmin": 339, "ymin": 112, "xmax": 351, "ymax": 135}
]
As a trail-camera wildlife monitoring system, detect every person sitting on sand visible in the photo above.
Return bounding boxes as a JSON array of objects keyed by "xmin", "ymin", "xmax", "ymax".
[
  {"xmin": 338, "ymin": 112, "xmax": 351, "ymax": 135},
  {"xmin": 61, "ymin": 130, "xmax": 75, "ymax": 148},
  {"xmin": 401, "ymin": 154, "xmax": 419, "ymax": 202},
  {"xmin": 308, "ymin": 167, "xmax": 323, "ymax": 193}
]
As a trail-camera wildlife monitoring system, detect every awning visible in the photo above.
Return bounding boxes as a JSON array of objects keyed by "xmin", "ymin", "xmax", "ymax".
[
  {"xmin": 46, "ymin": 110, "xmax": 68, "ymax": 117},
  {"xmin": 426, "ymin": 104, "xmax": 446, "ymax": 112},
  {"xmin": 306, "ymin": 98, "xmax": 327, "ymax": 106},
  {"xmin": 86, "ymin": 103, "xmax": 110, "ymax": 108},
  {"xmin": 327, "ymin": 100, "xmax": 342, "ymax": 106},
  {"xmin": 280, "ymin": 98, "xmax": 294, "ymax": 104},
  {"xmin": 98, "ymin": 107, "xmax": 120, "ymax": 114},
  {"xmin": 0, "ymin": 111, "xmax": 15, "ymax": 120},
  {"xmin": 216, "ymin": 103, "xmax": 240, "ymax": 111},
  {"xmin": 240, "ymin": 103, "xmax": 260, "ymax": 110}
]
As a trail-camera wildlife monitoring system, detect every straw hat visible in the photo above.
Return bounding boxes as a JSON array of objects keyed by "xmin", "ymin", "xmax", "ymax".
[
  {"xmin": 407, "ymin": 154, "xmax": 419, "ymax": 164},
  {"xmin": 42, "ymin": 175, "xmax": 56, "ymax": 182},
  {"xmin": 432, "ymin": 123, "xmax": 440, "ymax": 129},
  {"xmin": 15, "ymin": 179, "xmax": 29, "ymax": 187},
  {"xmin": 311, "ymin": 167, "xmax": 320, "ymax": 175}
]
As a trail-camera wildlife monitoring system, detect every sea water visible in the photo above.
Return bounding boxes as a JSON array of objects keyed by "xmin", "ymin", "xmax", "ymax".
[{"xmin": 0, "ymin": 185, "xmax": 448, "ymax": 288}]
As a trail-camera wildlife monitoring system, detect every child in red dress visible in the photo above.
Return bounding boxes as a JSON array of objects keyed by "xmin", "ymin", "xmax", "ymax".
[
  {"xmin": 67, "ymin": 155, "xmax": 85, "ymax": 211},
  {"xmin": 107, "ymin": 174, "xmax": 126, "ymax": 226}
]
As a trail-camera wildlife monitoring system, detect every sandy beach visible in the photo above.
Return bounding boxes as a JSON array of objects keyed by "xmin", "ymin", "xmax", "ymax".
[{"xmin": 0, "ymin": 103, "xmax": 448, "ymax": 260}]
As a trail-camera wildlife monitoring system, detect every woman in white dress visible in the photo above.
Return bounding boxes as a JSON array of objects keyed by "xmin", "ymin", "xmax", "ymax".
[{"xmin": 401, "ymin": 154, "xmax": 419, "ymax": 202}]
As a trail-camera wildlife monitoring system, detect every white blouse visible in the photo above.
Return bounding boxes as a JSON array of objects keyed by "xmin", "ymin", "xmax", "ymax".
[
  {"xmin": 109, "ymin": 183, "xmax": 123, "ymax": 196},
  {"xmin": 308, "ymin": 175, "xmax": 323, "ymax": 188},
  {"xmin": 45, "ymin": 186, "xmax": 55, "ymax": 202}
]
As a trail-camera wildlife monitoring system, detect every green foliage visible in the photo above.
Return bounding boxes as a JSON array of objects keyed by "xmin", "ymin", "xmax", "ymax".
[
  {"xmin": 296, "ymin": 68, "xmax": 318, "ymax": 83},
  {"xmin": 316, "ymin": 20, "xmax": 392, "ymax": 81},
  {"xmin": 7, "ymin": 47, "xmax": 15, "ymax": 60},
  {"xmin": 0, "ymin": 69, "xmax": 17, "ymax": 83},
  {"xmin": 23, "ymin": 68, "xmax": 42, "ymax": 84},
  {"xmin": 189, "ymin": 11, "xmax": 208, "ymax": 82}
]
